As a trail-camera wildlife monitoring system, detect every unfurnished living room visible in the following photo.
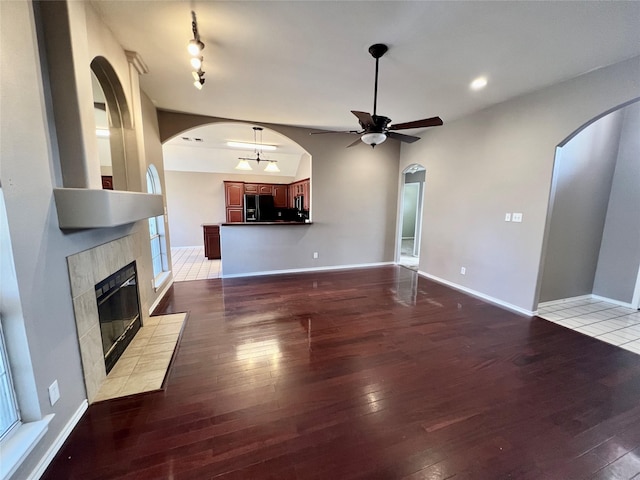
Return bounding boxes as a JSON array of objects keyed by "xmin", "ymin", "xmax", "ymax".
[{"xmin": 1, "ymin": 1, "xmax": 640, "ymax": 479}]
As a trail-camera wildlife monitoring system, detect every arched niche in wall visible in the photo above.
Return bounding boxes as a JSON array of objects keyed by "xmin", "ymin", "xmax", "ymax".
[{"xmin": 90, "ymin": 56, "xmax": 132, "ymax": 191}]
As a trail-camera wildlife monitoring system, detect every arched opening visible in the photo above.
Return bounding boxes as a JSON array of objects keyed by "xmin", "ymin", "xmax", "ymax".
[
  {"xmin": 161, "ymin": 122, "xmax": 311, "ymax": 280},
  {"xmin": 397, "ymin": 164, "xmax": 425, "ymax": 271},
  {"xmin": 90, "ymin": 56, "xmax": 133, "ymax": 191},
  {"xmin": 536, "ymin": 99, "xmax": 640, "ymax": 341},
  {"xmin": 146, "ymin": 165, "xmax": 169, "ymax": 288}
]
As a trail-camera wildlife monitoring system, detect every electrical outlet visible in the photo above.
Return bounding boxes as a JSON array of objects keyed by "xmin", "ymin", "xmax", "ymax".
[
  {"xmin": 460, "ymin": 267, "xmax": 466, "ymax": 275},
  {"xmin": 512, "ymin": 213, "xmax": 523, "ymax": 223},
  {"xmin": 505, "ymin": 213, "xmax": 511, "ymax": 222},
  {"xmin": 48, "ymin": 380, "xmax": 60, "ymax": 406},
  {"xmin": 313, "ymin": 252, "xmax": 319, "ymax": 259}
]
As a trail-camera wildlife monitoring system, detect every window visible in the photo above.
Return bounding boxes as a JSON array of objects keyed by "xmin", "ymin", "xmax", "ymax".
[
  {"xmin": 146, "ymin": 166, "xmax": 169, "ymax": 287},
  {"xmin": 0, "ymin": 321, "xmax": 19, "ymax": 441}
]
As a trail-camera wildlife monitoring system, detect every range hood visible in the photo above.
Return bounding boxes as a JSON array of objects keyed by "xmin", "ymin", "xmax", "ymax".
[{"xmin": 54, "ymin": 188, "xmax": 164, "ymax": 229}]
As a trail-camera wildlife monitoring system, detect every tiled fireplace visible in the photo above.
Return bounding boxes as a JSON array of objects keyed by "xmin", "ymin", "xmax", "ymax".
[{"xmin": 67, "ymin": 233, "xmax": 148, "ymax": 402}]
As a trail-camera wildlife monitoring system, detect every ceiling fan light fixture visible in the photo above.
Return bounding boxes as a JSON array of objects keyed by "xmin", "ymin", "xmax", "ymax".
[
  {"xmin": 264, "ymin": 162, "xmax": 280, "ymax": 173},
  {"xmin": 235, "ymin": 159, "xmax": 253, "ymax": 171},
  {"xmin": 361, "ymin": 132, "xmax": 387, "ymax": 147}
]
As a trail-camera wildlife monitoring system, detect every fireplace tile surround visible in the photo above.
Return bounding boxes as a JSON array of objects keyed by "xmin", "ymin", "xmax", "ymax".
[{"xmin": 67, "ymin": 232, "xmax": 149, "ymax": 403}]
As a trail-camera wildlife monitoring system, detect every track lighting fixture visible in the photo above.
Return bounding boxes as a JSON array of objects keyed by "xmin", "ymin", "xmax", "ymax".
[{"xmin": 188, "ymin": 11, "xmax": 205, "ymax": 89}]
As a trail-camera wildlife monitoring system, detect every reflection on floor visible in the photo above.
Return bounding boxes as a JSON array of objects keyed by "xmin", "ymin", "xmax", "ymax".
[
  {"xmin": 399, "ymin": 238, "xmax": 419, "ymax": 270},
  {"xmin": 171, "ymin": 246, "xmax": 221, "ymax": 281},
  {"xmin": 94, "ymin": 313, "xmax": 186, "ymax": 402},
  {"xmin": 538, "ymin": 298, "xmax": 640, "ymax": 355}
]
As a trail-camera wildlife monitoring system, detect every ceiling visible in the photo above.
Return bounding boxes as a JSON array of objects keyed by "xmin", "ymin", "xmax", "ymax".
[{"xmin": 92, "ymin": 0, "xmax": 640, "ymax": 172}]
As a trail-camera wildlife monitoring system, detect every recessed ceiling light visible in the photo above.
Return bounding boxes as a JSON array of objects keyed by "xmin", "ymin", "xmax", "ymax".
[
  {"xmin": 470, "ymin": 76, "xmax": 488, "ymax": 91},
  {"xmin": 226, "ymin": 141, "xmax": 277, "ymax": 151}
]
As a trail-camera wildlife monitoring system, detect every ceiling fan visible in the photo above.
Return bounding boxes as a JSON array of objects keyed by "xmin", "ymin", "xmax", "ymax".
[{"xmin": 313, "ymin": 43, "xmax": 443, "ymax": 148}]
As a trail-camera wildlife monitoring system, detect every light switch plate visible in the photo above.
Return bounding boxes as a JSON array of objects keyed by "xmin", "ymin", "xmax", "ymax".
[
  {"xmin": 48, "ymin": 380, "xmax": 60, "ymax": 406},
  {"xmin": 512, "ymin": 213, "xmax": 523, "ymax": 223},
  {"xmin": 505, "ymin": 213, "xmax": 511, "ymax": 222}
]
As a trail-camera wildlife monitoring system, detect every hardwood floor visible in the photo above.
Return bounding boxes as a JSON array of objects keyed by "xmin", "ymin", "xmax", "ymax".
[{"xmin": 43, "ymin": 266, "xmax": 640, "ymax": 479}]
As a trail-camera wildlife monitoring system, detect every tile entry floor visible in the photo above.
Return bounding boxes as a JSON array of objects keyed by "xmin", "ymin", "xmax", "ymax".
[
  {"xmin": 171, "ymin": 246, "xmax": 221, "ymax": 281},
  {"xmin": 538, "ymin": 298, "xmax": 640, "ymax": 355},
  {"xmin": 94, "ymin": 313, "xmax": 186, "ymax": 402}
]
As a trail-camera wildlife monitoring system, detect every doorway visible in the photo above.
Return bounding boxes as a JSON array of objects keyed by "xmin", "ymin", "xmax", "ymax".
[{"xmin": 398, "ymin": 164, "xmax": 425, "ymax": 270}]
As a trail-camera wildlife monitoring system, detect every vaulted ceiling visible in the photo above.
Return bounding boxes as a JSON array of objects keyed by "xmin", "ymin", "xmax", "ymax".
[{"xmin": 92, "ymin": 1, "xmax": 640, "ymax": 171}]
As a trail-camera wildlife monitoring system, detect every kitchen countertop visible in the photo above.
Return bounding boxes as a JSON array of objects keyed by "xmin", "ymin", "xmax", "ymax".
[{"xmin": 221, "ymin": 221, "xmax": 312, "ymax": 226}]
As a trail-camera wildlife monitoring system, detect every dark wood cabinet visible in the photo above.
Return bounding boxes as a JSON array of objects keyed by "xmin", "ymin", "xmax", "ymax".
[
  {"xmin": 224, "ymin": 179, "xmax": 310, "ymax": 221},
  {"xmin": 225, "ymin": 181, "xmax": 244, "ymax": 207},
  {"xmin": 226, "ymin": 208, "xmax": 243, "ymax": 223},
  {"xmin": 203, "ymin": 224, "xmax": 221, "ymax": 260},
  {"xmin": 102, "ymin": 175, "xmax": 113, "ymax": 190},
  {"xmin": 258, "ymin": 184, "xmax": 273, "ymax": 195},
  {"xmin": 273, "ymin": 185, "xmax": 288, "ymax": 208},
  {"xmin": 224, "ymin": 181, "xmax": 244, "ymax": 223}
]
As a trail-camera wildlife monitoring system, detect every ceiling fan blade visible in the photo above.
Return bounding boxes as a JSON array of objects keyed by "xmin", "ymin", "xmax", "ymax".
[
  {"xmin": 310, "ymin": 129, "xmax": 360, "ymax": 135},
  {"xmin": 351, "ymin": 110, "xmax": 375, "ymax": 128},
  {"xmin": 387, "ymin": 131, "xmax": 420, "ymax": 143},
  {"xmin": 389, "ymin": 116, "xmax": 443, "ymax": 130},
  {"xmin": 346, "ymin": 137, "xmax": 363, "ymax": 148}
]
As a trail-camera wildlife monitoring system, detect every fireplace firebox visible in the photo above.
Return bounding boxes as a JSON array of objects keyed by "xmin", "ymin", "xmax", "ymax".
[{"xmin": 95, "ymin": 261, "xmax": 141, "ymax": 373}]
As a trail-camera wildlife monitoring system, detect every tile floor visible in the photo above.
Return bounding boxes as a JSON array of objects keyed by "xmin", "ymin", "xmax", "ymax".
[
  {"xmin": 94, "ymin": 313, "xmax": 186, "ymax": 402},
  {"xmin": 537, "ymin": 298, "xmax": 640, "ymax": 355},
  {"xmin": 171, "ymin": 246, "xmax": 221, "ymax": 281}
]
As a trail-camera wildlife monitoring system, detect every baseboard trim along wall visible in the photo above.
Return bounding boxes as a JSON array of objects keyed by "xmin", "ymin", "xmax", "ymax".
[
  {"xmin": 221, "ymin": 262, "xmax": 395, "ymax": 279},
  {"xmin": 537, "ymin": 294, "xmax": 635, "ymax": 313},
  {"xmin": 418, "ymin": 271, "xmax": 534, "ymax": 317},
  {"xmin": 27, "ymin": 400, "xmax": 88, "ymax": 480}
]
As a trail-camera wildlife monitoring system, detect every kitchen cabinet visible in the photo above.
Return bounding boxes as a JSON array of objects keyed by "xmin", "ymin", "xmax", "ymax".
[
  {"xmin": 203, "ymin": 224, "xmax": 221, "ymax": 259},
  {"xmin": 244, "ymin": 183, "xmax": 259, "ymax": 193},
  {"xmin": 258, "ymin": 184, "xmax": 273, "ymax": 195},
  {"xmin": 224, "ymin": 181, "xmax": 244, "ymax": 223},
  {"xmin": 226, "ymin": 208, "xmax": 243, "ymax": 223},
  {"xmin": 273, "ymin": 185, "xmax": 288, "ymax": 208},
  {"xmin": 102, "ymin": 175, "xmax": 113, "ymax": 190}
]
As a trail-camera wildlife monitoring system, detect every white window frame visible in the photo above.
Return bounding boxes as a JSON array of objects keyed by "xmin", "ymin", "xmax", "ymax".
[{"xmin": 146, "ymin": 166, "xmax": 170, "ymax": 290}]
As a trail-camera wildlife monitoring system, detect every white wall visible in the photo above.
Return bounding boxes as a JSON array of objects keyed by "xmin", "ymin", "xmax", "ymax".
[
  {"xmin": 0, "ymin": 2, "xmax": 168, "ymax": 477},
  {"xmin": 165, "ymin": 171, "xmax": 295, "ymax": 247},
  {"xmin": 593, "ymin": 101, "xmax": 640, "ymax": 303},
  {"xmin": 539, "ymin": 109, "xmax": 624, "ymax": 302},
  {"xmin": 400, "ymin": 56, "xmax": 640, "ymax": 312}
]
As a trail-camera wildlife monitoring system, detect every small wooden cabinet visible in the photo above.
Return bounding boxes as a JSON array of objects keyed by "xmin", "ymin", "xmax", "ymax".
[
  {"xmin": 258, "ymin": 184, "xmax": 273, "ymax": 195},
  {"xmin": 203, "ymin": 224, "xmax": 221, "ymax": 260},
  {"xmin": 244, "ymin": 183, "xmax": 259, "ymax": 193},
  {"xmin": 273, "ymin": 184, "xmax": 288, "ymax": 208}
]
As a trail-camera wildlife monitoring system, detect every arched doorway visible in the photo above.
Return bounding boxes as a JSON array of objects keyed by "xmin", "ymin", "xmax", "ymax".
[
  {"xmin": 398, "ymin": 164, "xmax": 425, "ymax": 270},
  {"xmin": 161, "ymin": 122, "xmax": 311, "ymax": 280}
]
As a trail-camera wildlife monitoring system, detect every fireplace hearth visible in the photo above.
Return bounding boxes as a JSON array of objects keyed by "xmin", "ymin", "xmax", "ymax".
[{"xmin": 95, "ymin": 261, "xmax": 141, "ymax": 373}]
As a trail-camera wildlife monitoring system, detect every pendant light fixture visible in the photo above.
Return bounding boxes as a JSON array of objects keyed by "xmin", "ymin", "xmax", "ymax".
[
  {"xmin": 232, "ymin": 127, "xmax": 280, "ymax": 173},
  {"xmin": 235, "ymin": 127, "xmax": 279, "ymax": 172},
  {"xmin": 188, "ymin": 11, "xmax": 205, "ymax": 89}
]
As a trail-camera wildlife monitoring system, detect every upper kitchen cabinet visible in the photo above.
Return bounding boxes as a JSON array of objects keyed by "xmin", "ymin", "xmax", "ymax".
[{"xmin": 273, "ymin": 185, "xmax": 288, "ymax": 208}]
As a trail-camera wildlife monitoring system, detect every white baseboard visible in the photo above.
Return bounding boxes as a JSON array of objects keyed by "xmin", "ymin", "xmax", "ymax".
[
  {"xmin": 537, "ymin": 294, "xmax": 636, "ymax": 311},
  {"xmin": 536, "ymin": 295, "xmax": 592, "ymax": 309},
  {"xmin": 418, "ymin": 270, "xmax": 534, "ymax": 317},
  {"xmin": 27, "ymin": 400, "xmax": 88, "ymax": 480},
  {"xmin": 591, "ymin": 294, "xmax": 635, "ymax": 309},
  {"xmin": 221, "ymin": 262, "xmax": 394, "ymax": 279}
]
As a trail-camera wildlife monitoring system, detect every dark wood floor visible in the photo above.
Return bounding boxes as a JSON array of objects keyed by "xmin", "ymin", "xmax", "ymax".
[{"xmin": 44, "ymin": 266, "xmax": 640, "ymax": 479}]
